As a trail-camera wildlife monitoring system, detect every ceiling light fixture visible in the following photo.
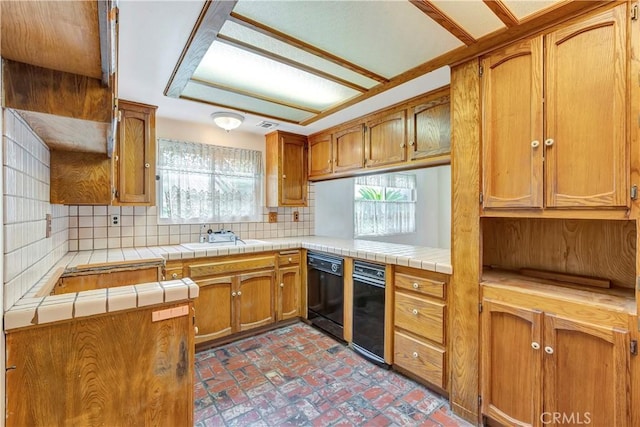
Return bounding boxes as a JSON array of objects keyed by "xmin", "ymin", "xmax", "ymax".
[{"xmin": 210, "ymin": 112, "xmax": 244, "ymax": 131}]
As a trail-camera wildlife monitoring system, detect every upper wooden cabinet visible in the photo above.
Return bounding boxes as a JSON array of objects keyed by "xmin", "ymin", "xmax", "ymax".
[
  {"xmin": 266, "ymin": 131, "xmax": 307, "ymax": 207},
  {"xmin": 408, "ymin": 96, "xmax": 450, "ymax": 161},
  {"xmin": 308, "ymin": 132, "xmax": 333, "ymax": 178},
  {"xmin": 482, "ymin": 5, "xmax": 628, "ymax": 211},
  {"xmin": 334, "ymin": 124, "xmax": 365, "ymax": 173},
  {"xmin": 364, "ymin": 108, "xmax": 407, "ymax": 168},
  {"xmin": 114, "ymin": 100, "xmax": 157, "ymax": 205}
]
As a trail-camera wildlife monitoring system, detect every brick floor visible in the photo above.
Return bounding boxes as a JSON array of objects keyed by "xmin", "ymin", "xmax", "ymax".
[{"xmin": 194, "ymin": 323, "xmax": 472, "ymax": 426}]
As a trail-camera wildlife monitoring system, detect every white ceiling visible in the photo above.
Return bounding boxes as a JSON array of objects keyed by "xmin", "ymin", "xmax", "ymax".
[{"xmin": 117, "ymin": 0, "xmax": 451, "ymax": 136}]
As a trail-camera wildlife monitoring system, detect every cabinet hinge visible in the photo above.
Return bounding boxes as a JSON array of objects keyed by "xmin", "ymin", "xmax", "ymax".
[
  {"xmin": 632, "ymin": 4, "xmax": 638, "ymax": 21},
  {"xmin": 479, "ymin": 192, "xmax": 484, "ymax": 204},
  {"xmin": 631, "ymin": 185, "xmax": 638, "ymax": 201},
  {"xmin": 479, "ymin": 302, "xmax": 483, "ymax": 313},
  {"xmin": 478, "ymin": 395, "xmax": 482, "ymax": 407},
  {"xmin": 479, "ymin": 65, "xmax": 483, "ymax": 77},
  {"xmin": 631, "ymin": 340, "xmax": 638, "ymax": 356}
]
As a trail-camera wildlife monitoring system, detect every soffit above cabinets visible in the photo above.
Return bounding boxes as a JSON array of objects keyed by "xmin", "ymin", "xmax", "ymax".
[{"xmin": 164, "ymin": 0, "xmax": 596, "ymax": 127}]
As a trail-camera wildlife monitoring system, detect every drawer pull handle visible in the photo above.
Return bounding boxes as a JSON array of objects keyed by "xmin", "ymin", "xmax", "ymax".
[
  {"xmin": 412, "ymin": 309, "xmax": 418, "ymax": 315},
  {"xmin": 288, "ymin": 257, "xmax": 292, "ymax": 262},
  {"xmin": 545, "ymin": 346, "xmax": 554, "ymax": 354},
  {"xmin": 171, "ymin": 273, "xmax": 178, "ymax": 279},
  {"xmin": 280, "ymin": 283, "xmax": 284, "ymax": 288},
  {"xmin": 412, "ymin": 352, "xmax": 419, "ymax": 358},
  {"xmin": 412, "ymin": 282, "xmax": 419, "ymax": 289},
  {"xmin": 531, "ymin": 342, "xmax": 540, "ymax": 350}
]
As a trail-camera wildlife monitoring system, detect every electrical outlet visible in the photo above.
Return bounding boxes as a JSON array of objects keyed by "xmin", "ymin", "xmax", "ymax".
[
  {"xmin": 268, "ymin": 212, "xmax": 278, "ymax": 223},
  {"xmin": 293, "ymin": 211, "xmax": 299, "ymax": 222},
  {"xmin": 110, "ymin": 214, "xmax": 120, "ymax": 226}
]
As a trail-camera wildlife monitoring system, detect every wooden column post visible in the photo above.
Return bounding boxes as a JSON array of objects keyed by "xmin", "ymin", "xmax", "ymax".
[{"xmin": 449, "ymin": 58, "xmax": 481, "ymax": 423}]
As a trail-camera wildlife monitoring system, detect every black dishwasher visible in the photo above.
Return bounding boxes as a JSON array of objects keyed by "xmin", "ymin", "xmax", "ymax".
[
  {"xmin": 307, "ymin": 252, "xmax": 345, "ymax": 341},
  {"xmin": 352, "ymin": 260, "xmax": 387, "ymax": 366}
]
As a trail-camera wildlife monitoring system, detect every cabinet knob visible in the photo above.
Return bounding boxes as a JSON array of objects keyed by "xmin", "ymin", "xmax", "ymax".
[
  {"xmin": 237, "ymin": 291, "xmax": 242, "ymax": 296},
  {"xmin": 282, "ymin": 174, "xmax": 287, "ymax": 179},
  {"xmin": 231, "ymin": 292, "xmax": 237, "ymax": 297},
  {"xmin": 171, "ymin": 273, "xmax": 178, "ymax": 279},
  {"xmin": 280, "ymin": 283, "xmax": 284, "ymax": 288},
  {"xmin": 412, "ymin": 309, "xmax": 418, "ymax": 315},
  {"xmin": 412, "ymin": 351, "xmax": 419, "ymax": 358},
  {"xmin": 194, "ymin": 326, "xmax": 199, "ymax": 335},
  {"xmin": 531, "ymin": 140, "xmax": 540, "ymax": 148},
  {"xmin": 544, "ymin": 138, "xmax": 554, "ymax": 147},
  {"xmin": 409, "ymin": 141, "xmax": 415, "ymax": 146},
  {"xmin": 327, "ymin": 159, "xmax": 331, "ymax": 164},
  {"xmin": 544, "ymin": 346, "xmax": 554, "ymax": 354},
  {"xmin": 531, "ymin": 342, "xmax": 540, "ymax": 350},
  {"xmin": 288, "ymin": 257, "xmax": 292, "ymax": 262},
  {"xmin": 412, "ymin": 282, "xmax": 419, "ymax": 289},
  {"xmin": 144, "ymin": 163, "xmax": 150, "ymax": 168},
  {"xmin": 400, "ymin": 143, "xmax": 406, "ymax": 148}
]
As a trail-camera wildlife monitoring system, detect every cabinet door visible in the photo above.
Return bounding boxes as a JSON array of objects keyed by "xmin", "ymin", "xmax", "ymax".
[
  {"xmin": 277, "ymin": 265, "xmax": 300, "ymax": 321},
  {"xmin": 365, "ymin": 109, "xmax": 406, "ymax": 167},
  {"xmin": 481, "ymin": 299, "xmax": 543, "ymax": 427},
  {"xmin": 117, "ymin": 101, "xmax": 156, "ymax": 205},
  {"xmin": 545, "ymin": 6, "xmax": 627, "ymax": 208},
  {"xmin": 482, "ymin": 37, "xmax": 543, "ymax": 209},
  {"xmin": 280, "ymin": 134, "xmax": 307, "ymax": 205},
  {"xmin": 308, "ymin": 133, "xmax": 333, "ymax": 178},
  {"xmin": 237, "ymin": 270, "xmax": 275, "ymax": 331},
  {"xmin": 409, "ymin": 98, "xmax": 450, "ymax": 160},
  {"xmin": 543, "ymin": 314, "xmax": 629, "ymax": 427},
  {"xmin": 333, "ymin": 124, "xmax": 364, "ymax": 172},
  {"xmin": 194, "ymin": 276, "xmax": 234, "ymax": 343}
]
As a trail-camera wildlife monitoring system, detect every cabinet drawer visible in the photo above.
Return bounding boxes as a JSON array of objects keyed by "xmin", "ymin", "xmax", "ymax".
[
  {"xmin": 394, "ymin": 330, "xmax": 446, "ymax": 388},
  {"xmin": 395, "ymin": 270, "xmax": 446, "ymax": 299},
  {"xmin": 394, "ymin": 292, "xmax": 445, "ymax": 344},
  {"xmin": 278, "ymin": 252, "xmax": 300, "ymax": 266},
  {"xmin": 189, "ymin": 256, "xmax": 275, "ymax": 279}
]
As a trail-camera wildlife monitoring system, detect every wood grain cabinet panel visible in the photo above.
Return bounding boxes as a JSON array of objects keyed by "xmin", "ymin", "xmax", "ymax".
[
  {"xmin": 195, "ymin": 276, "xmax": 234, "ymax": 343},
  {"xmin": 115, "ymin": 99, "xmax": 157, "ymax": 205},
  {"xmin": 365, "ymin": 109, "xmax": 407, "ymax": 167},
  {"xmin": 395, "ymin": 292, "xmax": 445, "ymax": 344},
  {"xmin": 333, "ymin": 124, "xmax": 364, "ymax": 172},
  {"xmin": 237, "ymin": 270, "xmax": 275, "ymax": 331},
  {"xmin": 277, "ymin": 265, "xmax": 300, "ymax": 321},
  {"xmin": 409, "ymin": 97, "xmax": 451, "ymax": 161},
  {"xmin": 50, "ymin": 150, "xmax": 113, "ymax": 205},
  {"xmin": 308, "ymin": 132, "xmax": 333, "ymax": 178},
  {"xmin": 266, "ymin": 131, "xmax": 307, "ymax": 207},
  {"xmin": 394, "ymin": 330, "xmax": 446, "ymax": 389},
  {"xmin": 481, "ymin": 296, "xmax": 630, "ymax": 427},
  {"xmin": 481, "ymin": 4, "xmax": 628, "ymax": 211}
]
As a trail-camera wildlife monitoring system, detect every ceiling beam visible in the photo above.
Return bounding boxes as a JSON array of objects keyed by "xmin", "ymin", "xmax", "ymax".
[
  {"xmin": 164, "ymin": 0, "xmax": 237, "ymax": 98},
  {"xmin": 409, "ymin": 0, "xmax": 476, "ymax": 46},
  {"xmin": 228, "ymin": 12, "xmax": 389, "ymax": 84},
  {"xmin": 189, "ymin": 78, "xmax": 322, "ymax": 114},
  {"xmin": 301, "ymin": 0, "xmax": 616, "ymax": 126},
  {"xmin": 483, "ymin": 0, "xmax": 519, "ymax": 28},
  {"xmin": 179, "ymin": 95, "xmax": 302, "ymax": 125},
  {"xmin": 216, "ymin": 34, "xmax": 368, "ymax": 93}
]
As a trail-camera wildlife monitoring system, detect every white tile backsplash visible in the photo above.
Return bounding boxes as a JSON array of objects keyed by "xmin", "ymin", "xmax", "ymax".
[{"xmin": 3, "ymin": 110, "xmax": 69, "ymax": 310}]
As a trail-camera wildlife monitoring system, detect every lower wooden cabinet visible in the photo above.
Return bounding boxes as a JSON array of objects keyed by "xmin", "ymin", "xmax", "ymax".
[
  {"xmin": 237, "ymin": 270, "xmax": 276, "ymax": 331},
  {"xmin": 54, "ymin": 266, "xmax": 160, "ymax": 295},
  {"xmin": 194, "ymin": 276, "xmax": 234, "ymax": 342},
  {"xmin": 481, "ymin": 297, "xmax": 630, "ymax": 427},
  {"xmin": 277, "ymin": 265, "xmax": 300, "ymax": 321},
  {"xmin": 392, "ymin": 266, "xmax": 449, "ymax": 389}
]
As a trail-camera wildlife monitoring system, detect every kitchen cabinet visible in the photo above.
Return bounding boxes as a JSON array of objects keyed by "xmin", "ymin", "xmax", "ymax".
[
  {"xmin": 277, "ymin": 251, "xmax": 301, "ymax": 321},
  {"xmin": 333, "ymin": 124, "xmax": 365, "ymax": 173},
  {"xmin": 408, "ymin": 96, "xmax": 450, "ymax": 161},
  {"xmin": 365, "ymin": 108, "xmax": 407, "ymax": 168},
  {"xmin": 481, "ymin": 5, "xmax": 628, "ymax": 210},
  {"xmin": 54, "ymin": 266, "xmax": 160, "ymax": 295},
  {"xmin": 6, "ymin": 302, "xmax": 194, "ymax": 426},
  {"xmin": 308, "ymin": 132, "xmax": 333, "ymax": 178},
  {"xmin": 266, "ymin": 131, "xmax": 307, "ymax": 207},
  {"xmin": 50, "ymin": 151, "xmax": 114, "ymax": 205},
  {"xmin": 393, "ymin": 266, "xmax": 448, "ymax": 389},
  {"xmin": 481, "ymin": 296, "xmax": 630, "ymax": 427},
  {"xmin": 189, "ymin": 255, "xmax": 276, "ymax": 344},
  {"xmin": 114, "ymin": 99, "xmax": 157, "ymax": 205}
]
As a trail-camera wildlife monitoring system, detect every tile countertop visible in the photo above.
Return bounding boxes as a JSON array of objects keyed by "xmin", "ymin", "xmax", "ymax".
[{"xmin": 4, "ymin": 237, "xmax": 450, "ymax": 331}]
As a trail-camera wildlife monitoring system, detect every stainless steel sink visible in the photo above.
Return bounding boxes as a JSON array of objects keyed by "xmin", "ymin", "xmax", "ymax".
[{"xmin": 180, "ymin": 240, "xmax": 268, "ymax": 250}]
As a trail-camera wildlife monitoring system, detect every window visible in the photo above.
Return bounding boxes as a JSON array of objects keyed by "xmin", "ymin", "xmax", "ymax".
[
  {"xmin": 354, "ymin": 173, "xmax": 416, "ymax": 237},
  {"xmin": 157, "ymin": 138, "xmax": 263, "ymax": 222}
]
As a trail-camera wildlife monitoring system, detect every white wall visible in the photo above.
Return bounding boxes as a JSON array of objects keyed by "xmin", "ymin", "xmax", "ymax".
[{"xmin": 314, "ymin": 166, "xmax": 451, "ymax": 248}]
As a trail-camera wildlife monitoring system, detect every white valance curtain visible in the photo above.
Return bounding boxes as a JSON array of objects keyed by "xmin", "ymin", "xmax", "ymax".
[
  {"xmin": 157, "ymin": 138, "xmax": 263, "ymax": 222},
  {"xmin": 354, "ymin": 173, "xmax": 416, "ymax": 237}
]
